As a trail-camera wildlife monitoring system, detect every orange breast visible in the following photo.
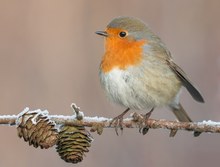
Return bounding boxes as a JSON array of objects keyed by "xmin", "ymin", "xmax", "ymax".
[{"xmin": 100, "ymin": 33, "xmax": 146, "ymax": 73}]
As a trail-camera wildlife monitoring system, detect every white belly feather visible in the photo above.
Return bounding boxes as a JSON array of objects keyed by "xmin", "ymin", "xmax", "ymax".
[{"xmin": 99, "ymin": 64, "xmax": 181, "ymax": 110}]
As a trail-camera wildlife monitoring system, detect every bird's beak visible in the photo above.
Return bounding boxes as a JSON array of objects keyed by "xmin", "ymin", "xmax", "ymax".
[{"xmin": 95, "ymin": 31, "xmax": 108, "ymax": 37}]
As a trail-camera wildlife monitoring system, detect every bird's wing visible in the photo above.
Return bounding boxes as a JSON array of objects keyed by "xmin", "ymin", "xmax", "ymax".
[{"xmin": 167, "ymin": 59, "xmax": 204, "ymax": 103}]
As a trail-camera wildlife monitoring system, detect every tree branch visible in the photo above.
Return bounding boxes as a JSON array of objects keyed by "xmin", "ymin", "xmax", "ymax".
[{"xmin": 0, "ymin": 106, "xmax": 220, "ymax": 135}]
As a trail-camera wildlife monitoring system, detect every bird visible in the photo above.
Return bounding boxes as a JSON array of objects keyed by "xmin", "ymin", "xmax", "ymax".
[{"xmin": 95, "ymin": 16, "xmax": 204, "ymax": 137}]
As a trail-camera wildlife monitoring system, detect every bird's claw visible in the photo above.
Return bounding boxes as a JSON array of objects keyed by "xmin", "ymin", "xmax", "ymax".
[
  {"xmin": 109, "ymin": 115, "xmax": 124, "ymax": 136},
  {"xmin": 132, "ymin": 108, "xmax": 154, "ymax": 135},
  {"xmin": 138, "ymin": 114, "xmax": 150, "ymax": 135},
  {"xmin": 139, "ymin": 125, "xmax": 149, "ymax": 135},
  {"xmin": 109, "ymin": 108, "xmax": 130, "ymax": 135}
]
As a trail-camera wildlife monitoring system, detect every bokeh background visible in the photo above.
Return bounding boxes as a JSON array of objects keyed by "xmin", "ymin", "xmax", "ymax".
[{"xmin": 0, "ymin": 0, "xmax": 219, "ymax": 167}]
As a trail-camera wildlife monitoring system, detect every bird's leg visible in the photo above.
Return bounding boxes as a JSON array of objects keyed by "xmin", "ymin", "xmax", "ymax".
[
  {"xmin": 139, "ymin": 108, "xmax": 154, "ymax": 135},
  {"xmin": 109, "ymin": 108, "xmax": 130, "ymax": 135}
]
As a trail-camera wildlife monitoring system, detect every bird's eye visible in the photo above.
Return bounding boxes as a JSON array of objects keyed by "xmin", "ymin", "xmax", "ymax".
[{"xmin": 119, "ymin": 31, "xmax": 127, "ymax": 38}]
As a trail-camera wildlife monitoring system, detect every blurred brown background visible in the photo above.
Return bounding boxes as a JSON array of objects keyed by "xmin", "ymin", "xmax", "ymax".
[{"xmin": 0, "ymin": 0, "xmax": 219, "ymax": 167}]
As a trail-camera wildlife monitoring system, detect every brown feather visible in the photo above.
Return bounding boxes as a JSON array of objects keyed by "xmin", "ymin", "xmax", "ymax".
[
  {"xmin": 170, "ymin": 103, "xmax": 201, "ymax": 137},
  {"xmin": 167, "ymin": 59, "xmax": 204, "ymax": 103}
]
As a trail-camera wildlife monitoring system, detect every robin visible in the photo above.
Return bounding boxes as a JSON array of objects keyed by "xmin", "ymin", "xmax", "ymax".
[{"xmin": 96, "ymin": 16, "xmax": 204, "ymax": 136}]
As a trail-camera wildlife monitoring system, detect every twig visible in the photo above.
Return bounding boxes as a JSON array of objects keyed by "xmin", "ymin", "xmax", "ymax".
[{"xmin": 0, "ymin": 112, "xmax": 220, "ymax": 134}]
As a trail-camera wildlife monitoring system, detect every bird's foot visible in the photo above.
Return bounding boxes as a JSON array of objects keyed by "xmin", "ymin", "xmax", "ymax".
[
  {"xmin": 194, "ymin": 131, "xmax": 202, "ymax": 137},
  {"xmin": 109, "ymin": 108, "xmax": 130, "ymax": 135},
  {"xmin": 133, "ymin": 108, "xmax": 154, "ymax": 135}
]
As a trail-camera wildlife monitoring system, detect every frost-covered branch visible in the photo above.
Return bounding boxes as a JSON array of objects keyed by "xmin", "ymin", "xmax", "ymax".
[
  {"xmin": 49, "ymin": 115, "xmax": 220, "ymax": 134},
  {"xmin": 0, "ymin": 104, "xmax": 219, "ymax": 163},
  {"xmin": 0, "ymin": 106, "xmax": 220, "ymax": 135}
]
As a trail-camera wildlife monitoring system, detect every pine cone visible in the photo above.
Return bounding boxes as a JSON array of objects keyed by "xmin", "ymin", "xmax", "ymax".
[
  {"xmin": 17, "ymin": 108, "xmax": 58, "ymax": 149},
  {"xmin": 56, "ymin": 125, "xmax": 93, "ymax": 163}
]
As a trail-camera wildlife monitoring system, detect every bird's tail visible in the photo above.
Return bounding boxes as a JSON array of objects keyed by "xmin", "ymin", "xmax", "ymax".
[{"xmin": 170, "ymin": 103, "xmax": 201, "ymax": 137}]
